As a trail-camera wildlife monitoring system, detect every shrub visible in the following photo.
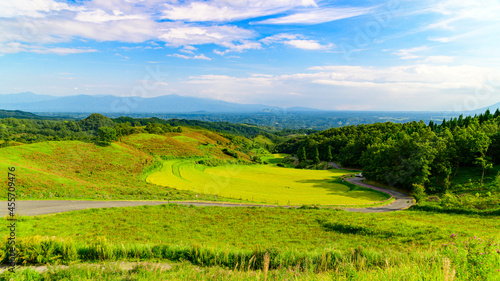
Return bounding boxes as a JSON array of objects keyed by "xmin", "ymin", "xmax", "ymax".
[{"xmin": 412, "ymin": 183, "xmax": 426, "ymax": 203}]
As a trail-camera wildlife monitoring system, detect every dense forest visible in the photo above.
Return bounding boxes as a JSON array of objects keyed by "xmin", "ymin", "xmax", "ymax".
[
  {"xmin": 277, "ymin": 109, "xmax": 500, "ymax": 194},
  {"xmin": 0, "ymin": 113, "xmax": 271, "ymax": 145}
]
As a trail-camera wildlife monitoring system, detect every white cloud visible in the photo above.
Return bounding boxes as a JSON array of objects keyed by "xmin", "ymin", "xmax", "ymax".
[
  {"xmin": 285, "ymin": 39, "xmax": 333, "ymax": 50},
  {"xmin": 114, "ymin": 53, "xmax": 130, "ymax": 59},
  {"xmin": 159, "ymin": 25, "xmax": 256, "ymax": 47},
  {"xmin": 161, "ymin": 0, "xmax": 317, "ymax": 22},
  {"xmin": 214, "ymin": 41, "xmax": 262, "ymax": 55},
  {"xmin": 75, "ymin": 9, "xmax": 147, "ymax": 23},
  {"xmin": 169, "ymin": 53, "xmax": 212, "ymax": 60},
  {"xmin": 261, "ymin": 33, "xmax": 333, "ymax": 50},
  {"xmin": 393, "ymin": 46, "xmax": 430, "ymax": 60},
  {"xmin": 0, "ymin": 0, "xmax": 369, "ymax": 56},
  {"xmin": 0, "ymin": 0, "xmax": 73, "ymax": 18},
  {"xmin": 180, "ymin": 64, "xmax": 500, "ymax": 110},
  {"xmin": 420, "ymin": 56, "xmax": 455, "ymax": 64},
  {"xmin": 257, "ymin": 7, "xmax": 372, "ymax": 24},
  {"xmin": 180, "ymin": 45, "xmax": 197, "ymax": 54},
  {"xmin": 0, "ymin": 42, "xmax": 97, "ymax": 55},
  {"xmin": 428, "ymin": 36, "xmax": 454, "ymax": 43},
  {"xmin": 260, "ymin": 33, "xmax": 298, "ymax": 44},
  {"xmin": 430, "ymin": 0, "xmax": 500, "ymax": 22},
  {"xmin": 307, "ymin": 64, "xmax": 498, "ymax": 91}
]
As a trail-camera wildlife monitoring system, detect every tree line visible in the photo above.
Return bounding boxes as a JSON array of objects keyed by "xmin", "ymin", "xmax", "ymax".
[{"xmin": 277, "ymin": 110, "xmax": 500, "ymax": 193}]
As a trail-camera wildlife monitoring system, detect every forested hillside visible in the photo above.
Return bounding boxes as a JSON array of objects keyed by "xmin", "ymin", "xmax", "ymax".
[{"xmin": 278, "ymin": 109, "xmax": 500, "ymax": 195}]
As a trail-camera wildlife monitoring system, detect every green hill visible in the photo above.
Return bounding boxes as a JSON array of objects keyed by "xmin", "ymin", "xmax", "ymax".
[
  {"xmin": 0, "ymin": 127, "xmax": 255, "ymax": 201},
  {"xmin": 0, "ymin": 109, "xmax": 42, "ymax": 119}
]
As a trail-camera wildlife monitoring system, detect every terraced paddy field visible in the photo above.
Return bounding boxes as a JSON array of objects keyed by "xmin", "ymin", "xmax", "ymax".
[{"xmin": 147, "ymin": 160, "xmax": 390, "ymax": 205}]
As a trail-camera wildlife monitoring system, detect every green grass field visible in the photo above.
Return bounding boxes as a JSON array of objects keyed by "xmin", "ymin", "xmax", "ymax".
[
  {"xmin": 147, "ymin": 159, "xmax": 389, "ymax": 205},
  {"xmin": 2, "ymin": 205, "xmax": 499, "ymax": 280}
]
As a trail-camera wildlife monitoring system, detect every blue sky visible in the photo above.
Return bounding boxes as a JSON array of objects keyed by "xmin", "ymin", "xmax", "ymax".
[{"xmin": 0, "ymin": 0, "xmax": 499, "ymax": 111}]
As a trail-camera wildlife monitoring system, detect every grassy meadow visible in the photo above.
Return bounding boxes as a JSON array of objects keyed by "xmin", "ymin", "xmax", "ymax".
[{"xmin": 1, "ymin": 205, "xmax": 499, "ymax": 280}]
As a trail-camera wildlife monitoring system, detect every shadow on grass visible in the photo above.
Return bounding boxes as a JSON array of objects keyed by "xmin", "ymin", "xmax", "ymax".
[
  {"xmin": 295, "ymin": 178, "xmax": 390, "ymax": 202},
  {"xmin": 410, "ymin": 205, "xmax": 500, "ymax": 216}
]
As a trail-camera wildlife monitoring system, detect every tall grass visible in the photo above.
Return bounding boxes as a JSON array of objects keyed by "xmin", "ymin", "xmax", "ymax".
[{"xmin": 2, "ymin": 235, "xmax": 499, "ymax": 280}]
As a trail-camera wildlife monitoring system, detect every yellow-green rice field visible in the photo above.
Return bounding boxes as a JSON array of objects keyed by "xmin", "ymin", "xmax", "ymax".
[{"xmin": 147, "ymin": 159, "xmax": 389, "ymax": 205}]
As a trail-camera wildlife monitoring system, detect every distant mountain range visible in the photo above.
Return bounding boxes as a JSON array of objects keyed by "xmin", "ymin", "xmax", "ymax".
[
  {"xmin": 0, "ymin": 92, "xmax": 320, "ymax": 113},
  {"xmin": 0, "ymin": 92, "xmax": 498, "ymax": 116}
]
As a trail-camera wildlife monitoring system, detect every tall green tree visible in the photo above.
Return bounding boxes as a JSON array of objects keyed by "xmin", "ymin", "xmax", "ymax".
[
  {"xmin": 97, "ymin": 126, "xmax": 117, "ymax": 146},
  {"xmin": 314, "ymin": 147, "xmax": 320, "ymax": 164},
  {"xmin": 327, "ymin": 145, "xmax": 333, "ymax": 162},
  {"xmin": 298, "ymin": 147, "xmax": 307, "ymax": 162},
  {"xmin": 471, "ymin": 131, "xmax": 492, "ymax": 185}
]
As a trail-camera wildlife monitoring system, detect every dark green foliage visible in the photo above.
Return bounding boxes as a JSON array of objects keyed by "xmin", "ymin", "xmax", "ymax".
[
  {"xmin": 114, "ymin": 122, "xmax": 133, "ymax": 137},
  {"xmin": 79, "ymin": 113, "xmax": 115, "ymax": 132},
  {"xmin": 97, "ymin": 127, "xmax": 117, "ymax": 146},
  {"xmin": 313, "ymin": 147, "xmax": 320, "ymax": 164},
  {"xmin": 298, "ymin": 147, "xmax": 307, "ymax": 162},
  {"xmin": 279, "ymin": 112, "xmax": 500, "ymax": 193},
  {"xmin": 326, "ymin": 146, "xmax": 333, "ymax": 162},
  {"xmin": 222, "ymin": 148, "xmax": 239, "ymax": 158}
]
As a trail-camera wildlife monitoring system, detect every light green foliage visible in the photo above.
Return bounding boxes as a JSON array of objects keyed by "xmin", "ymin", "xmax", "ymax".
[{"xmin": 412, "ymin": 183, "xmax": 426, "ymax": 203}]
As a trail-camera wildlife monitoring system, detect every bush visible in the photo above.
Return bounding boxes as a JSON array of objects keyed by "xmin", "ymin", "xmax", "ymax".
[
  {"xmin": 440, "ymin": 192, "xmax": 458, "ymax": 209},
  {"xmin": 222, "ymin": 148, "xmax": 239, "ymax": 159},
  {"xmin": 412, "ymin": 183, "xmax": 426, "ymax": 203}
]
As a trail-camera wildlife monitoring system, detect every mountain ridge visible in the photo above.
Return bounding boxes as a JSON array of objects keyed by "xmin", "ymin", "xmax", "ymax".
[{"xmin": 0, "ymin": 92, "xmax": 315, "ymax": 113}]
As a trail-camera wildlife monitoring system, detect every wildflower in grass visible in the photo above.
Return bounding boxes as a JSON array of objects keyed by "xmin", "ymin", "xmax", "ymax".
[{"xmin": 450, "ymin": 234, "xmax": 456, "ymax": 239}]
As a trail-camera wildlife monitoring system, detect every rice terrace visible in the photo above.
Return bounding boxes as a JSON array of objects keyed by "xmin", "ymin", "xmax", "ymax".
[{"xmin": 147, "ymin": 158, "xmax": 389, "ymax": 206}]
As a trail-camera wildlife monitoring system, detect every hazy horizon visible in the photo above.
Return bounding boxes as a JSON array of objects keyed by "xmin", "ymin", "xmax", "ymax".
[{"xmin": 1, "ymin": 0, "xmax": 499, "ymax": 112}]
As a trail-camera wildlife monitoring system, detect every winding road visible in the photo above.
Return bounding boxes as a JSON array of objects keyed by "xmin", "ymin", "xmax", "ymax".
[
  {"xmin": 343, "ymin": 177, "xmax": 414, "ymax": 213},
  {"xmin": 2, "ymin": 173, "xmax": 413, "ymax": 216}
]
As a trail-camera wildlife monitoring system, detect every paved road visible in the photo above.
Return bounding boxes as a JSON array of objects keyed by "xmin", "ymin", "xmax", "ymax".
[
  {"xmin": 2, "ymin": 181, "xmax": 413, "ymax": 216},
  {"xmin": 1, "ymin": 163, "xmax": 413, "ymax": 216},
  {"xmin": 0, "ymin": 200, "xmax": 284, "ymax": 217},
  {"xmin": 344, "ymin": 177, "xmax": 414, "ymax": 213}
]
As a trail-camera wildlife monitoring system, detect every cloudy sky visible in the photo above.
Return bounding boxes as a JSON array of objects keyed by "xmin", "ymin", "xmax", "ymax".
[{"xmin": 1, "ymin": 0, "xmax": 499, "ymax": 111}]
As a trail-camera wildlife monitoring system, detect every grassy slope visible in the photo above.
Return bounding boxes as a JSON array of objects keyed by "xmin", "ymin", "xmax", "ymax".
[
  {"xmin": 0, "ymin": 141, "xmax": 154, "ymax": 199},
  {"xmin": 0, "ymin": 128, "xmax": 250, "ymax": 201},
  {"xmin": 148, "ymin": 160, "xmax": 388, "ymax": 205}
]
